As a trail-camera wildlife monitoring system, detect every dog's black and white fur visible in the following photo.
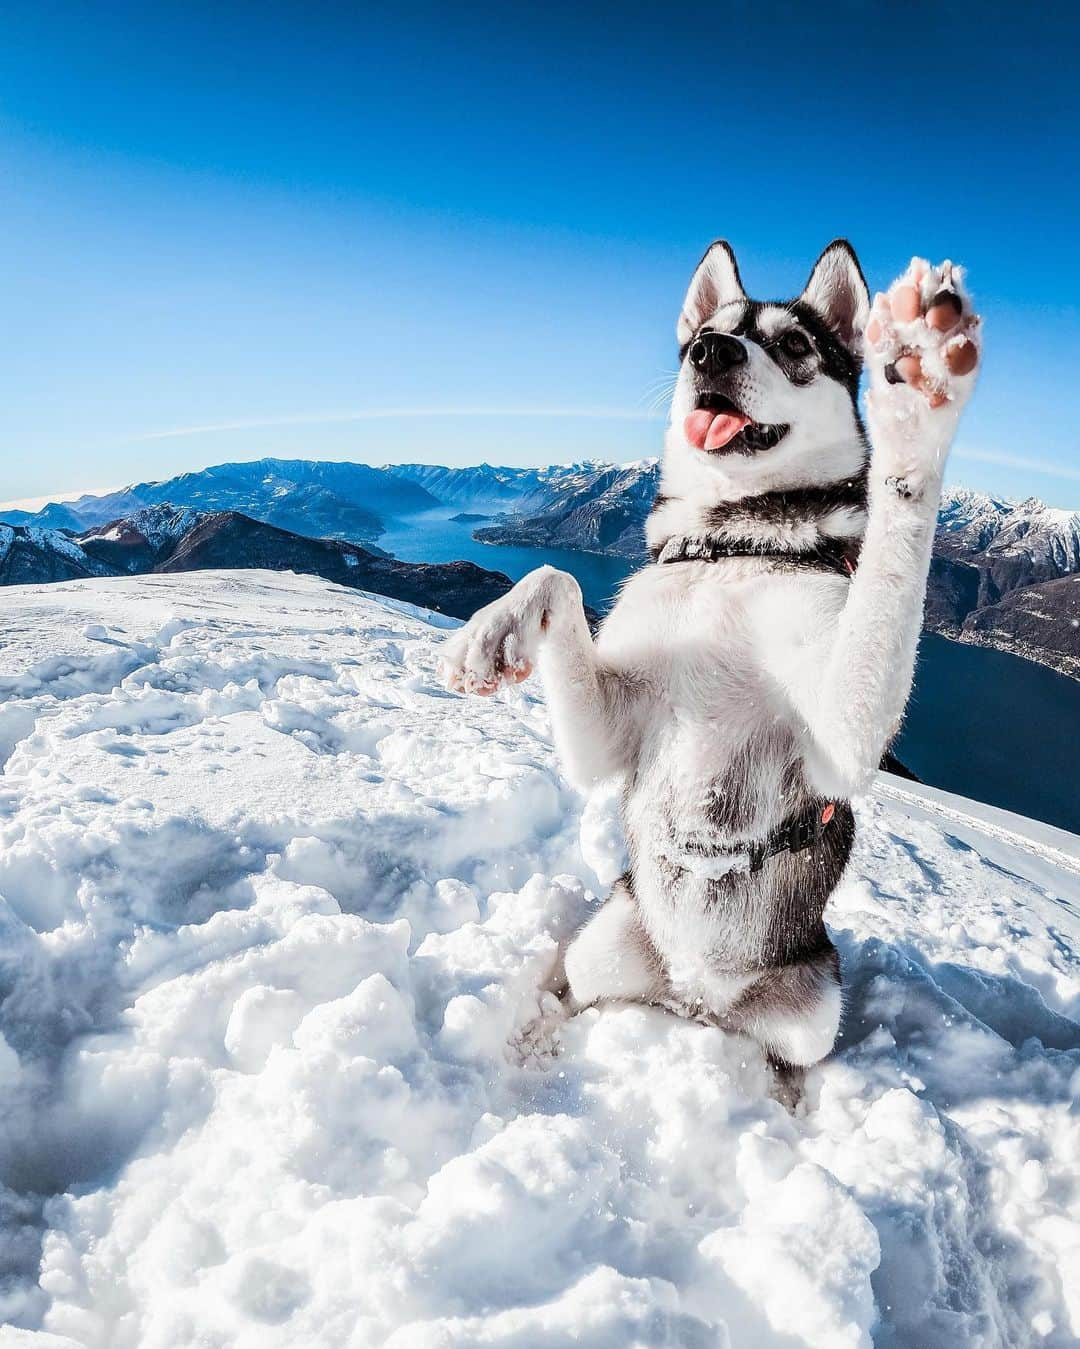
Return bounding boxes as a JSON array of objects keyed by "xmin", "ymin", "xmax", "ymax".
[{"xmin": 440, "ymin": 240, "xmax": 980, "ymax": 1074}]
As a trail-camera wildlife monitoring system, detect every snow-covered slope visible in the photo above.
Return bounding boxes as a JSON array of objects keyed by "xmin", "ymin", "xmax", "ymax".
[{"xmin": 0, "ymin": 573, "xmax": 1077, "ymax": 1348}]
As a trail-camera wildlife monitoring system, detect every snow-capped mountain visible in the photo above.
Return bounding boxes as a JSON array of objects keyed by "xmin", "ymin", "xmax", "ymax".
[
  {"xmin": 384, "ymin": 460, "xmax": 613, "ymax": 514},
  {"xmin": 77, "ymin": 504, "xmax": 208, "ymax": 572},
  {"xmin": 0, "ymin": 522, "xmax": 115, "ymax": 584},
  {"xmin": 1, "ymin": 459, "xmax": 440, "ymax": 545},
  {"xmin": 2, "ymin": 459, "xmax": 610, "ymax": 547},
  {"xmin": 935, "ymin": 485, "xmax": 1016, "ymax": 553},
  {"xmin": 474, "ymin": 459, "xmax": 661, "ymax": 558},
  {"xmin": 0, "ymin": 571, "xmax": 1075, "ymax": 1345},
  {"xmin": 0, "ymin": 507, "xmax": 513, "ymax": 620},
  {"xmin": 5, "ymin": 462, "xmax": 1077, "ymax": 674},
  {"xmin": 383, "ymin": 462, "xmax": 543, "ymax": 509},
  {"xmin": 936, "ymin": 487, "xmax": 1080, "ymax": 597},
  {"xmin": 929, "ymin": 488, "xmax": 1080, "ymax": 675}
]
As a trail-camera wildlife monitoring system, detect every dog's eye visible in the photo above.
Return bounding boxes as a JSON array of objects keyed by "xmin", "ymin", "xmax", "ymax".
[{"xmin": 779, "ymin": 330, "xmax": 811, "ymax": 358}]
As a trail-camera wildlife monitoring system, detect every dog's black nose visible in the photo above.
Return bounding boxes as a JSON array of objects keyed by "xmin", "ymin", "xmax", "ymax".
[{"xmin": 688, "ymin": 332, "xmax": 747, "ymax": 376}]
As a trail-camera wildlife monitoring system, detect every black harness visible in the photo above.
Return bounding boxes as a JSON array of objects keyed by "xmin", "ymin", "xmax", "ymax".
[
  {"xmin": 748, "ymin": 800, "xmax": 839, "ymax": 872},
  {"xmin": 655, "ymin": 533, "xmax": 857, "ymax": 577},
  {"xmin": 654, "ymin": 531, "xmax": 855, "ymax": 871}
]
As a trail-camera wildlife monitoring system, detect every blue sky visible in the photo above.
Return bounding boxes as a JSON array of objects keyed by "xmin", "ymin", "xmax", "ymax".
[{"xmin": 1, "ymin": 1, "xmax": 1077, "ymax": 507}]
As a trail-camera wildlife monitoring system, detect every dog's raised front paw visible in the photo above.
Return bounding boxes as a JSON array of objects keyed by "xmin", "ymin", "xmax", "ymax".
[{"xmin": 864, "ymin": 257, "xmax": 981, "ymax": 493}]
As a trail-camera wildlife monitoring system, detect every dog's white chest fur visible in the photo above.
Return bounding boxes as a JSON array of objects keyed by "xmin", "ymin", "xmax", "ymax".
[{"xmin": 597, "ymin": 562, "xmax": 849, "ymax": 1007}]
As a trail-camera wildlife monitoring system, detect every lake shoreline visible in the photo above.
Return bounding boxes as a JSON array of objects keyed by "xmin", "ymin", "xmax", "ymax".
[{"xmin": 927, "ymin": 622, "xmax": 1080, "ymax": 682}]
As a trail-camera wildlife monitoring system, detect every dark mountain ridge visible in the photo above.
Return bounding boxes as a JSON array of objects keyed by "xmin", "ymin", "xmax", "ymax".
[{"xmin": 0, "ymin": 505, "xmax": 512, "ymax": 621}]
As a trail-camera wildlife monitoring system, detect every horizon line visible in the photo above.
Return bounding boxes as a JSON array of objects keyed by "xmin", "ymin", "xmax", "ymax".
[{"xmin": 1, "ymin": 442, "xmax": 1076, "ymax": 514}]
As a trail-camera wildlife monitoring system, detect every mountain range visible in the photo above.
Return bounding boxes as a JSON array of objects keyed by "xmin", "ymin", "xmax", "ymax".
[
  {"xmin": 471, "ymin": 460, "xmax": 662, "ymax": 557},
  {"xmin": 0, "ymin": 459, "xmax": 439, "ymax": 545},
  {"xmin": 0, "ymin": 504, "xmax": 512, "ymax": 621},
  {"xmin": 927, "ymin": 489, "xmax": 1080, "ymax": 676},
  {"xmin": 3, "ymin": 457, "xmax": 1077, "ymax": 677}
]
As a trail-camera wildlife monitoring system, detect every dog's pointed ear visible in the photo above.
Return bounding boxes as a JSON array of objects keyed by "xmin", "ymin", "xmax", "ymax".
[
  {"xmin": 678, "ymin": 241, "xmax": 746, "ymax": 347},
  {"xmin": 799, "ymin": 240, "xmax": 870, "ymax": 350}
]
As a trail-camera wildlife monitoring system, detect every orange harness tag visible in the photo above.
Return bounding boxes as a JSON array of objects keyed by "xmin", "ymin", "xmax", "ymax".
[{"xmin": 821, "ymin": 802, "xmax": 836, "ymax": 826}]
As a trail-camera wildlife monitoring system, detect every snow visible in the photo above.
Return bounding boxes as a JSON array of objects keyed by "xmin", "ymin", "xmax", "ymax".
[
  {"xmin": 0, "ymin": 570, "xmax": 1077, "ymax": 1348},
  {"xmin": 0, "ymin": 526, "xmax": 93, "ymax": 568},
  {"xmin": 83, "ymin": 505, "xmax": 205, "ymax": 551},
  {"xmin": 939, "ymin": 487, "xmax": 1080, "ymax": 572}
]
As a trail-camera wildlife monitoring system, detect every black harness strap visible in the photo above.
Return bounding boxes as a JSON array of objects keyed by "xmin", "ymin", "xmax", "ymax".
[
  {"xmin": 748, "ymin": 800, "xmax": 838, "ymax": 872},
  {"xmin": 669, "ymin": 800, "xmax": 841, "ymax": 876},
  {"xmin": 656, "ymin": 533, "xmax": 857, "ymax": 577}
]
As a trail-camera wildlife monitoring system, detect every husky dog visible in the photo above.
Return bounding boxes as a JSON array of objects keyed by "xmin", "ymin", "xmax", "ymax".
[{"xmin": 440, "ymin": 240, "xmax": 980, "ymax": 1074}]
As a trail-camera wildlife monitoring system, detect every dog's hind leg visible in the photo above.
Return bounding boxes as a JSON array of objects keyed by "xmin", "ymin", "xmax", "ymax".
[
  {"xmin": 562, "ymin": 876, "xmax": 668, "ymax": 1011},
  {"xmin": 723, "ymin": 943, "xmax": 842, "ymax": 1070}
]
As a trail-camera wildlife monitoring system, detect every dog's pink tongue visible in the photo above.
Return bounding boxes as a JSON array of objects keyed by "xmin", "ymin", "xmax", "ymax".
[{"xmin": 684, "ymin": 409, "xmax": 750, "ymax": 451}]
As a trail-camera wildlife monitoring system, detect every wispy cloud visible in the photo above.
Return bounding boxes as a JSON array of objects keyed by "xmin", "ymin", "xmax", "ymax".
[
  {"xmin": 953, "ymin": 446, "xmax": 1080, "ymax": 484},
  {"xmin": 0, "ymin": 485, "xmax": 121, "ymax": 512},
  {"xmin": 129, "ymin": 406, "xmax": 667, "ymax": 444}
]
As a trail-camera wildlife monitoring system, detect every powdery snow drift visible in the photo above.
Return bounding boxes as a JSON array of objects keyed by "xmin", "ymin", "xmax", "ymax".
[{"xmin": 0, "ymin": 570, "xmax": 1077, "ymax": 1349}]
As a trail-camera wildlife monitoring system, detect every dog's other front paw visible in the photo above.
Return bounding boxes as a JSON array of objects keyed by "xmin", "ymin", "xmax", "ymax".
[
  {"xmin": 438, "ymin": 566, "xmax": 577, "ymax": 697},
  {"xmin": 864, "ymin": 257, "xmax": 981, "ymax": 495},
  {"xmin": 438, "ymin": 604, "xmax": 537, "ymax": 697}
]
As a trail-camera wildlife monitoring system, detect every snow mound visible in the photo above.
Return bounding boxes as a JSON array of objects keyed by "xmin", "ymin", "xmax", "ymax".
[{"xmin": 0, "ymin": 571, "xmax": 1077, "ymax": 1348}]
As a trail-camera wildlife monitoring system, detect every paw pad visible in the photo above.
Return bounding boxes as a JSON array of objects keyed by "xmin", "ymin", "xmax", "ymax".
[
  {"xmin": 437, "ymin": 603, "xmax": 540, "ymax": 698},
  {"xmin": 865, "ymin": 257, "xmax": 981, "ymax": 410}
]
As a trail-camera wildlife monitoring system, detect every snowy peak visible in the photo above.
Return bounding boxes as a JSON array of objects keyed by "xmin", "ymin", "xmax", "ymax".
[
  {"xmin": 383, "ymin": 462, "xmax": 539, "ymax": 509},
  {"xmin": 0, "ymin": 522, "xmax": 114, "ymax": 584},
  {"xmin": 937, "ymin": 486, "xmax": 1080, "ymax": 574},
  {"xmin": 981, "ymin": 498, "xmax": 1080, "ymax": 570},
  {"xmin": 933, "ymin": 488, "xmax": 1080, "ymax": 648},
  {"xmin": 474, "ymin": 459, "xmax": 662, "ymax": 558},
  {"xmin": 936, "ymin": 486, "xmax": 1015, "ymax": 552},
  {"xmin": 77, "ymin": 504, "xmax": 209, "ymax": 572},
  {"xmin": 382, "ymin": 461, "xmax": 620, "ymax": 513}
]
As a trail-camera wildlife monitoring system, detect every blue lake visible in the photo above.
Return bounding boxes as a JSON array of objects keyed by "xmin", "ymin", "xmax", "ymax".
[
  {"xmin": 379, "ymin": 510, "xmax": 634, "ymax": 610},
  {"xmin": 382, "ymin": 512, "xmax": 1080, "ymax": 836}
]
